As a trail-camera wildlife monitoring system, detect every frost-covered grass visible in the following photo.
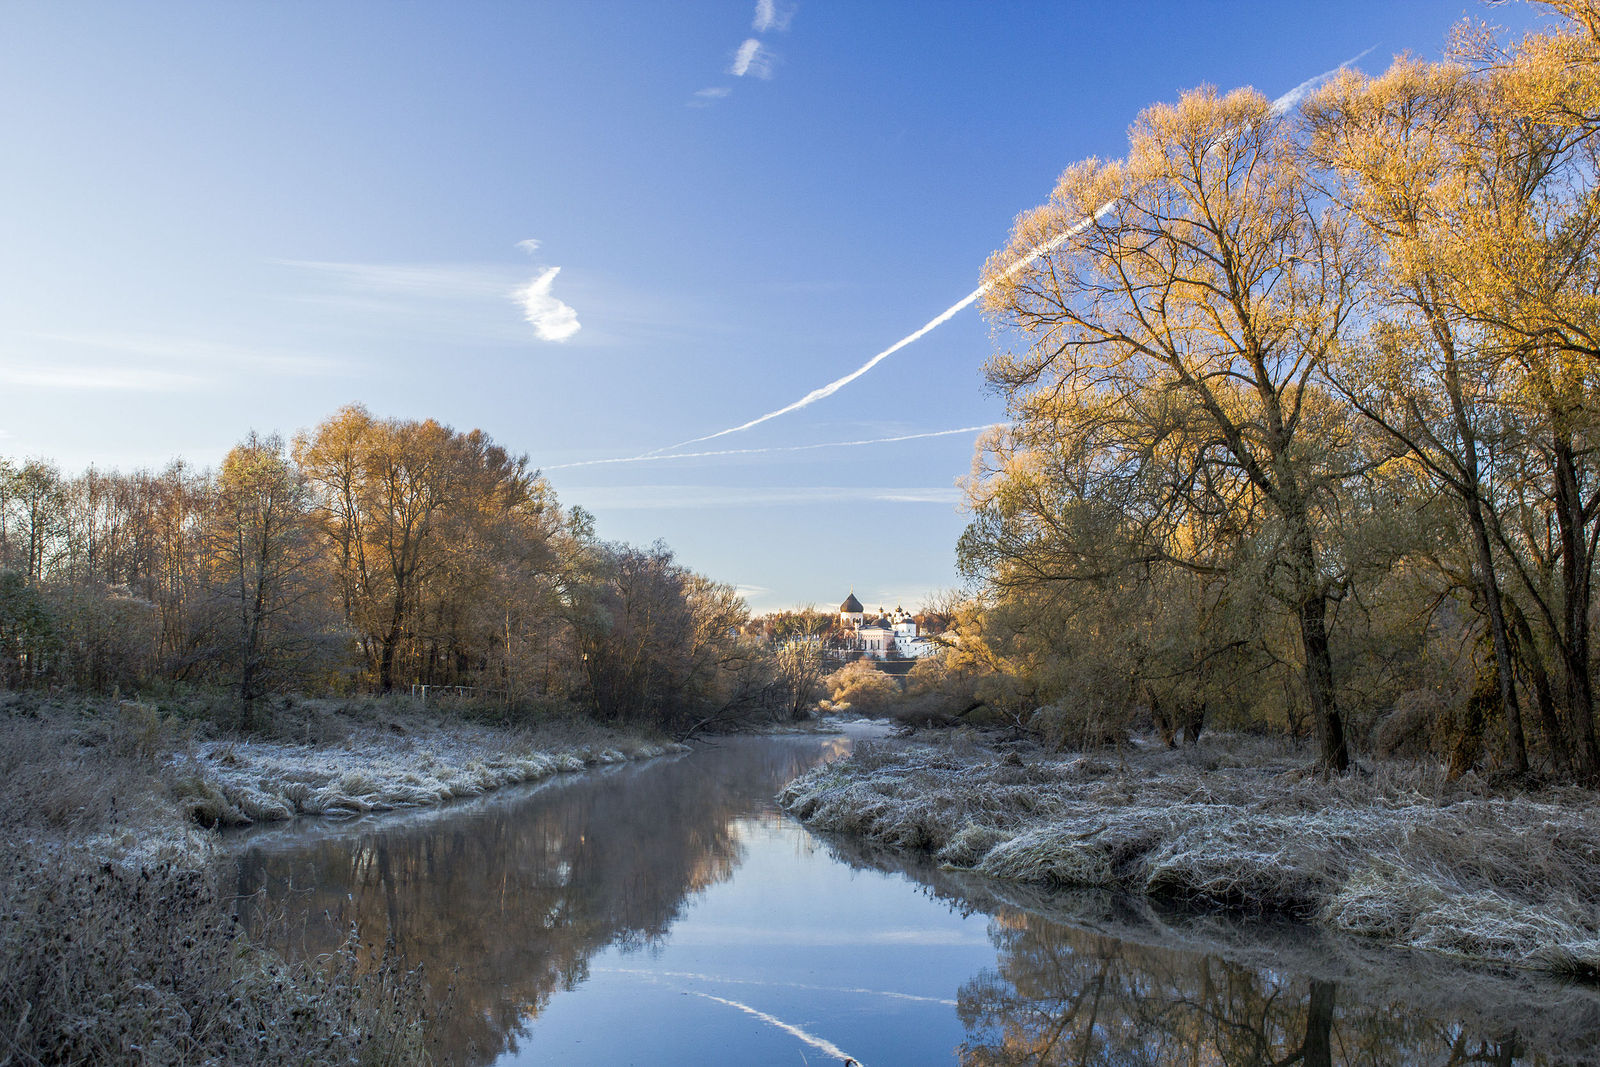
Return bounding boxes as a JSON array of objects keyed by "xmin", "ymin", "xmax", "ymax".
[
  {"xmin": 0, "ymin": 698, "xmax": 441, "ymax": 1064},
  {"xmin": 0, "ymin": 851, "xmax": 432, "ymax": 1066},
  {"xmin": 779, "ymin": 731, "xmax": 1600, "ymax": 973},
  {"xmin": 175, "ymin": 711, "xmax": 687, "ymax": 827},
  {"xmin": 0, "ymin": 692, "xmax": 682, "ymax": 1062}
]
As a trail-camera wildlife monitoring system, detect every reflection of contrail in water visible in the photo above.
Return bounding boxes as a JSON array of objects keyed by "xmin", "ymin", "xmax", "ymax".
[
  {"xmin": 545, "ymin": 425, "xmax": 998, "ymax": 471},
  {"xmin": 598, "ymin": 965, "xmax": 957, "ymax": 1006},
  {"xmin": 649, "ymin": 50, "xmax": 1378, "ymax": 456},
  {"xmin": 685, "ymin": 991, "xmax": 864, "ymax": 1065}
]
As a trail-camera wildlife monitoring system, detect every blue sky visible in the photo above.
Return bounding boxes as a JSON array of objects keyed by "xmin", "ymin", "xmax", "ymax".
[{"xmin": 0, "ymin": 1, "xmax": 1546, "ymax": 613}]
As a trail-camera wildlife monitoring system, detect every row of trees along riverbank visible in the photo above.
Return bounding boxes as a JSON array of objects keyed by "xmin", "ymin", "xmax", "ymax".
[
  {"xmin": 0, "ymin": 405, "xmax": 804, "ymax": 736},
  {"xmin": 959, "ymin": 3, "xmax": 1600, "ymax": 783}
]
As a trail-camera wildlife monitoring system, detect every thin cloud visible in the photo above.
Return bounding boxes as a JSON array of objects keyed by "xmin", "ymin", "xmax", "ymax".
[
  {"xmin": 32, "ymin": 331, "xmax": 350, "ymax": 378},
  {"xmin": 283, "ymin": 249, "xmax": 582, "ymax": 344},
  {"xmin": 729, "ymin": 38, "xmax": 774, "ymax": 79},
  {"xmin": 545, "ymin": 424, "xmax": 997, "ymax": 470},
  {"xmin": 652, "ymin": 52, "xmax": 1379, "ymax": 454},
  {"xmin": 752, "ymin": 0, "xmax": 795, "ymax": 33},
  {"xmin": 277, "ymin": 259, "xmax": 510, "ymax": 300},
  {"xmin": 698, "ymin": 4, "xmax": 790, "ymax": 105},
  {"xmin": 689, "ymin": 86, "xmax": 732, "ymax": 108},
  {"xmin": 0, "ymin": 359, "xmax": 202, "ymax": 391},
  {"xmin": 0, "ymin": 329, "xmax": 354, "ymax": 392},
  {"xmin": 560, "ymin": 485, "xmax": 962, "ymax": 510}
]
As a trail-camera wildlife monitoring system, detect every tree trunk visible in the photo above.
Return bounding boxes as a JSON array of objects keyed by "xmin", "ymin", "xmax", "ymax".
[
  {"xmin": 1448, "ymin": 651, "xmax": 1493, "ymax": 779},
  {"xmin": 1284, "ymin": 499, "xmax": 1349, "ymax": 774},
  {"xmin": 380, "ymin": 624, "xmax": 401, "ymax": 693},
  {"xmin": 1505, "ymin": 596, "xmax": 1571, "ymax": 777},
  {"xmin": 1300, "ymin": 981, "xmax": 1337, "ymax": 1067},
  {"xmin": 1299, "ymin": 592, "xmax": 1349, "ymax": 773},
  {"xmin": 1553, "ymin": 441, "xmax": 1600, "ymax": 779},
  {"xmin": 1181, "ymin": 701, "xmax": 1205, "ymax": 746},
  {"xmin": 1466, "ymin": 498, "xmax": 1527, "ymax": 772}
]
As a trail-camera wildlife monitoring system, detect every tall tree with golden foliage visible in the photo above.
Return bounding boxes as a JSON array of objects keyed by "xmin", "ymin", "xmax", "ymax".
[
  {"xmin": 1306, "ymin": 7, "xmax": 1600, "ymax": 779},
  {"xmin": 295, "ymin": 405, "xmax": 552, "ymax": 693},
  {"xmin": 205, "ymin": 432, "xmax": 322, "ymax": 728},
  {"xmin": 977, "ymin": 87, "xmax": 1362, "ymax": 772}
]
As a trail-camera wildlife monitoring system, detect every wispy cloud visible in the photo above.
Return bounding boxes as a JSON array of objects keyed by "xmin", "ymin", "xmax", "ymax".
[
  {"xmin": 280, "ymin": 244, "xmax": 582, "ymax": 344},
  {"xmin": 516, "ymin": 239, "xmax": 581, "ymax": 342},
  {"xmin": 752, "ymin": 0, "xmax": 795, "ymax": 33},
  {"xmin": 278, "ymin": 259, "xmax": 511, "ymax": 300},
  {"xmin": 694, "ymin": 2, "xmax": 793, "ymax": 105},
  {"xmin": 729, "ymin": 38, "xmax": 774, "ymax": 79},
  {"xmin": 0, "ymin": 359, "xmax": 202, "ymax": 392},
  {"xmin": 0, "ymin": 329, "xmax": 354, "ymax": 393},
  {"xmin": 559, "ymin": 485, "xmax": 962, "ymax": 510},
  {"xmin": 32, "ymin": 331, "xmax": 350, "ymax": 378},
  {"xmin": 517, "ymin": 267, "xmax": 581, "ymax": 342},
  {"xmin": 869, "ymin": 588, "xmax": 945, "ymax": 613}
]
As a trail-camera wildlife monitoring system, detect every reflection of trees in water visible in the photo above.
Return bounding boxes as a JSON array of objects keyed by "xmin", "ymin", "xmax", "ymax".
[
  {"xmin": 233, "ymin": 737, "xmax": 843, "ymax": 1065},
  {"xmin": 816, "ymin": 838, "xmax": 1596, "ymax": 1067},
  {"xmin": 959, "ymin": 916, "xmax": 1460, "ymax": 1065}
]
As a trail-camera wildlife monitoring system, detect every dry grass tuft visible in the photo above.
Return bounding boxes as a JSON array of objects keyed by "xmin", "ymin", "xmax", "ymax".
[
  {"xmin": 0, "ymin": 694, "xmax": 689, "ymax": 1064},
  {"xmin": 780, "ymin": 731, "xmax": 1600, "ymax": 971},
  {"xmin": 0, "ymin": 852, "xmax": 431, "ymax": 1065},
  {"xmin": 0, "ymin": 700, "xmax": 442, "ymax": 1065}
]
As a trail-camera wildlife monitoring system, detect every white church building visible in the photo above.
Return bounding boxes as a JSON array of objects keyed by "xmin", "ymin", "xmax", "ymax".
[{"xmin": 837, "ymin": 592, "xmax": 937, "ymax": 660}]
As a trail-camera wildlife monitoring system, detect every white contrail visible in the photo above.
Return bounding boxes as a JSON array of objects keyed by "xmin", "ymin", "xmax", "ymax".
[
  {"xmin": 646, "ymin": 247, "xmax": 1086, "ymax": 455},
  {"xmin": 544, "ymin": 424, "xmax": 997, "ymax": 470},
  {"xmin": 685, "ymin": 991, "xmax": 865, "ymax": 1064},
  {"xmin": 648, "ymin": 50, "xmax": 1378, "ymax": 455},
  {"xmin": 1273, "ymin": 44, "xmax": 1376, "ymax": 111}
]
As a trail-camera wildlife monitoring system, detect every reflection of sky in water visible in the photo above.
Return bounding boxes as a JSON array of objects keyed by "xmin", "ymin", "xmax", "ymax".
[
  {"xmin": 517, "ymin": 815, "xmax": 994, "ymax": 1065},
  {"xmin": 234, "ymin": 732, "xmax": 1600, "ymax": 1066}
]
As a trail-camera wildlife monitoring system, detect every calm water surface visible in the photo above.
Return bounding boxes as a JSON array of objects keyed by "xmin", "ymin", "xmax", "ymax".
[{"xmin": 231, "ymin": 728, "xmax": 1600, "ymax": 1065}]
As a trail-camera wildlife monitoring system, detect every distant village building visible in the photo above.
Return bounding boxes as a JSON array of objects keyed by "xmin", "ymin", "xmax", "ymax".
[
  {"xmin": 857, "ymin": 616, "xmax": 895, "ymax": 656},
  {"xmin": 834, "ymin": 591, "xmax": 938, "ymax": 661}
]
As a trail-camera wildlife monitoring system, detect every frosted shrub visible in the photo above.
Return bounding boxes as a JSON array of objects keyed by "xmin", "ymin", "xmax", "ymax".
[{"xmin": 781, "ymin": 733, "xmax": 1600, "ymax": 971}]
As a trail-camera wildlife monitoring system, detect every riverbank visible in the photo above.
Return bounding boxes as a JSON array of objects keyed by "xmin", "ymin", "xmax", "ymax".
[
  {"xmin": 0, "ymin": 691, "xmax": 683, "ymax": 1064},
  {"xmin": 173, "ymin": 704, "xmax": 688, "ymax": 827},
  {"xmin": 3, "ymin": 691, "xmax": 687, "ymax": 847},
  {"xmin": 778, "ymin": 731, "xmax": 1600, "ymax": 974}
]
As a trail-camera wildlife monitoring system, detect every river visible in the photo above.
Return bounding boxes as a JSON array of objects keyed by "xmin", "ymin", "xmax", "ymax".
[{"xmin": 230, "ymin": 725, "xmax": 1600, "ymax": 1065}]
